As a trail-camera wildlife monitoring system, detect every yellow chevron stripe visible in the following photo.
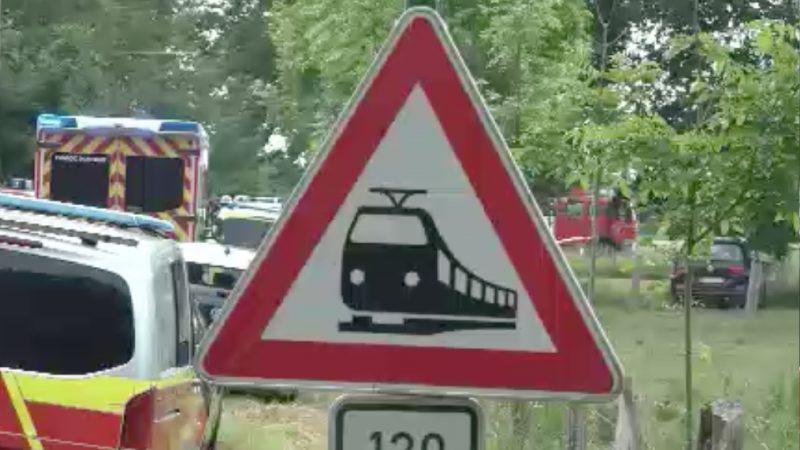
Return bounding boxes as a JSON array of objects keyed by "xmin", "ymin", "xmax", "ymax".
[
  {"xmin": 130, "ymin": 137, "xmax": 157, "ymax": 156},
  {"xmin": 80, "ymin": 136, "xmax": 108, "ymax": 154},
  {"xmin": 110, "ymin": 158, "xmax": 125, "ymax": 176},
  {"xmin": 40, "ymin": 155, "xmax": 52, "ymax": 198},
  {"xmin": 154, "ymin": 138, "xmax": 179, "ymax": 157},
  {"xmin": 109, "ymin": 182, "xmax": 125, "ymax": 198},
  {"xmin": 1, "ymin": 372, "xmax": 43, "ymax": 450},
  {"xmin": 118, "ymin": 138, "xmax": 136, "ymax": 156},
  {"xmin": 57, "ymin": 135, "xmax": 86, "ymax": 154},
  {"xmin": 158, "ymin": 213, "xmax": 188, "ymax": 241}
]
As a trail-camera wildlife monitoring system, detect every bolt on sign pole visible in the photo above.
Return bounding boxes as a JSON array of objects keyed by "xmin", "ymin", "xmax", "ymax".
[{"xmin": 193, "ymin": 7, "xmax": 624, "ymax": 450}]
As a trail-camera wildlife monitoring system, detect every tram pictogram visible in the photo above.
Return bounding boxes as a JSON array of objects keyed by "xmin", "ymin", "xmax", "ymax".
[{"xmin": 339, "ymin": 187, "xmax": 518, "ymax": 335}]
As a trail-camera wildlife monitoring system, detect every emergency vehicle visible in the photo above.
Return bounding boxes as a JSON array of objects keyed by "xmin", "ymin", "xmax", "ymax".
[
  {"xmin": 0, "ymin": 193, "xmax": 221, "ymax": 450},
  {"xmin": 33, "ymin": 114, "xmax": 210, "ymax": 241},
  {"xmin": 212, "ymin": 203, "xmax": 280, "ymax": 250},
  {"xmin": 553, "ymin": 185, "xmax": 637, "ymax": 249}
]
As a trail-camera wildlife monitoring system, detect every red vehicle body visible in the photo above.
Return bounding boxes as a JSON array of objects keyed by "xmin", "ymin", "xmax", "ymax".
[{"xmin": 553, "ymin": 186, "xmax": 636, "ymax": 248}]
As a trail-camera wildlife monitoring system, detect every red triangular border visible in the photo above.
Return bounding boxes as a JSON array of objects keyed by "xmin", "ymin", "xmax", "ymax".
[{"xmin": 200, "ymin": 10, "xmax": 619, "ymax": 396}]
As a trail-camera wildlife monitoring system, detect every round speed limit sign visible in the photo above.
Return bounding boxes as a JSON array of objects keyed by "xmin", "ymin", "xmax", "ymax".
[{"xmin": 330, "ymin": 395, "xmax": 483, "ymax": 450}]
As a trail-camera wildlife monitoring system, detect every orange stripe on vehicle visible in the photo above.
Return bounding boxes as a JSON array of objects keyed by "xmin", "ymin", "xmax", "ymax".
[{"xmin": 0, "ymin": 372, "xmax": 29, "ymax": 450}]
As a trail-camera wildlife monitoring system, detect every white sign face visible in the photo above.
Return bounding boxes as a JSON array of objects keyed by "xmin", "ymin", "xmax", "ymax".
[
  {"xmin": 261, "ymin": 85, "xmax": 555, "ymax": 353},
  {"xmin": 330, "ymin": 396, "xmax": 482, "ymax": 450}
]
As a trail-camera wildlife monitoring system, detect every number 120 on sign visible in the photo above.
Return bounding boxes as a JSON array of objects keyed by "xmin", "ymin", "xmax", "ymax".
[{"xmin": 330, "ymin": 396, "xmax": 482, "ymax": 450}]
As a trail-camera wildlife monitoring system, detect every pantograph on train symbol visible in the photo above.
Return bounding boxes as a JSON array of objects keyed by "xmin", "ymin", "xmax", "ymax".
[{"xmin": 195, "ymin": 6, "xmax": 623, "ymax": 401}]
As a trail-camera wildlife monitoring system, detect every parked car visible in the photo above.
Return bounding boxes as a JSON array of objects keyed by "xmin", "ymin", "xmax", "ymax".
[{"xmin": 669, "ymin": 236, "xmax": 766, "ymax": 309}]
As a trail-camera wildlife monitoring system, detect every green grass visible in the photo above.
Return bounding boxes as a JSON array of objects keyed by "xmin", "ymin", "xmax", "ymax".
[
  {"xmin": 214, "ymin": 247, "xmax": 799, "ymax": 450},
  {"xmin": 597, "ymin": 307, "xmax": 799, "ymax": 450},
  {"xmin": 216, "ymin": 398, "xmax": 326, "ymax": 450}
]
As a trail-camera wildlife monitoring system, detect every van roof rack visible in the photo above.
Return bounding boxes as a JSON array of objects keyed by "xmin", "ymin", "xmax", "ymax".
[
  {"xmin": 0, "ymin": 193, "xmax": 174, "ymax": 236},
  {"xmin": 0, "ymin": 217, "xmax": 139, "ymax": 247}
]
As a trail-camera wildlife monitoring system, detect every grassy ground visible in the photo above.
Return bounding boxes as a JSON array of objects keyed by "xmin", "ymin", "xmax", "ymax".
[{"xmin": 214, "ymin": 247, "xmax": 799, "ymax": 450}]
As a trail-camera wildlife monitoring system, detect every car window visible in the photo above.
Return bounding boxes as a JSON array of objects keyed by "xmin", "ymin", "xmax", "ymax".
[
  {"xmin": 187, "ymin": 262, "xmax": 243, "ymax": 290},
  {"xmin": 0, "ymin": 249, "xmax": 134, "ymax": 375},
  {"xmin": 710, "ymin": 243, "xmax": 744, "ymax": 262}
]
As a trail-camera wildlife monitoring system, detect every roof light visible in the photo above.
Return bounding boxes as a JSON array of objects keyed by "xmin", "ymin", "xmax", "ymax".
[
  {"xmin": 36, "ymin": 115, "xmax": 78, "ymax": 129},
  {"xmin": 60, "ymin": 117, "xmax": 79, "ymax": 128},
  {"xmin": 159, "ymin": 121, "xmax": 200, "ymax": 133},
  {"xmin": 0, "ymin": 193, "xmax": 175, "ymax": 233}
]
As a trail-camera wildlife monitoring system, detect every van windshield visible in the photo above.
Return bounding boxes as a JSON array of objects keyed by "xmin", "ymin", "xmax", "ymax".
[
  {"xmin": 349, "ymin": 213, "xmax": 429, "ymax": 245},
  {"xmin": 0, "ymin": 249, "xmax": 134, "ymax": 375}
]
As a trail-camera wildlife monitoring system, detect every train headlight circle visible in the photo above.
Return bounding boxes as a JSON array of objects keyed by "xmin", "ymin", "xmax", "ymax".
[
  {"xmin": 350, "ymin": 268, "xmax": 365, "ymax": 285},
  {"xmin": 404, "ymin": 271, "xmax": 420, "ymax": 287}
]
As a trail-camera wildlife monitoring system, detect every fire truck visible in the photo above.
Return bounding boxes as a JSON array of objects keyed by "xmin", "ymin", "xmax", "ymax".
[
  {"xmin": 34, "ymin": 114, "xmax": 209, "ymax": 241},
  {"xmin": 553, "ymin": 185, "xmax": 637, "ymax": 249}
]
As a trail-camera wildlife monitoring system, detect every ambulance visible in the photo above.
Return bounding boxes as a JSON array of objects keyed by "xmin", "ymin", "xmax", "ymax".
[{"xmin": 33, "ymin": 114, "xmax": 210, "ymax": 241}]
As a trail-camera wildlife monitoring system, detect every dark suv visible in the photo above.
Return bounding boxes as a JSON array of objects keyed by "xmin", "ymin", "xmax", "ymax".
[{"xmin": 669, "ymin": 237, "xmax": 765, "ymax": 309}]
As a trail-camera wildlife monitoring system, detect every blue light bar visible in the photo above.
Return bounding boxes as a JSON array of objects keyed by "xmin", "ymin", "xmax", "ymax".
[
  {"xmin": 37, "ymin": 114, "xmax": 77, "ymax": 130},
  {"xmin": 0, "ymin": 193, "xmax": 175, "ymax": 233},
  {"xmin": 159, "ymin": 121, "xmax": 200, "ymax": 133}
]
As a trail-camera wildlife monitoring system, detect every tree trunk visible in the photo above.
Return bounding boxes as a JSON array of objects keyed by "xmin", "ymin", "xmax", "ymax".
[
  {"xmin": 614, "ymin": 377, "xmax": 640, "ymax": 450},
  {"xmin": 696, "ymin": 399, "xmax": 744, "ymax": 450}
]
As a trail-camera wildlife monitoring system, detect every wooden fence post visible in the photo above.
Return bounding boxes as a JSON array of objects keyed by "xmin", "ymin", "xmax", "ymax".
[
  {"xmin": 696, "ymin": 399, "xmax": 744, "ymax": 450},
  {"xmin": 613, "ymin": 377, "xmax": 640, "ymax": 450},
  {"xmin": 511, "ymin": 401, "xmax": 532, "ymax": 450},
  {"xmin": 745, "ymin": 257, "xmax": 764, "ymax": 314}
]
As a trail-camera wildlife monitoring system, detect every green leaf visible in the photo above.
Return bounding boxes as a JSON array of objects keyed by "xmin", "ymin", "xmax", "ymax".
[{"xmin": 792, "ymin": 213, "xmax": 800, "ymax": 234}]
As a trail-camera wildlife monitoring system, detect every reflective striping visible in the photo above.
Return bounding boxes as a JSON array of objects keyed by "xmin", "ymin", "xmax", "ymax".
[
  {"xmin": 0, "ymin": 372, "xmax": 28, "ymax": 450},
  {"xmin": 1, "ymin": 373, "xmax": 43, "ymax": 450},
  {"xmin": 39, "ymin": 151, "xmax": 52, "ymax": 199},
  {"xmin": 159, "ymin": 213, "xmax": 190, "ymax": 241},
  {"xmin": 10, "ymin": 374, "xmax": 151, "ymax": 415}
]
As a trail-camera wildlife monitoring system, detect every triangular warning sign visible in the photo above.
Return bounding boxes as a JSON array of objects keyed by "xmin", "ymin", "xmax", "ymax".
[{"xmin": 196, "ymin": 7, "xmax": 623, "ymax": 400}]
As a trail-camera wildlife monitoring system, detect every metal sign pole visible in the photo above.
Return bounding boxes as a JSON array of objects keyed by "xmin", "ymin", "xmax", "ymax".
[{"xmin": 403, "ymin": 0, "xmax": 442, "ymax": 13}]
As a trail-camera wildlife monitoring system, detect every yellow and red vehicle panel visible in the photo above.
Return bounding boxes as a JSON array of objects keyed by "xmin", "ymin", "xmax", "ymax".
[{"xmin": 0, "ymin": 369, "xmax": 206, "ymax": 450}]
